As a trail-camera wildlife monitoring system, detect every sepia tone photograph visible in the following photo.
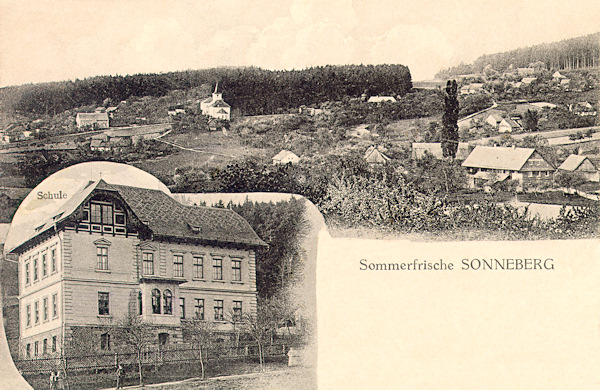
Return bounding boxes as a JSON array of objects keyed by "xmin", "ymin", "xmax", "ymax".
[
  {"xmin": 0, "ymin": 0, "xmax": 599, "ymax": 388},
  {"xmin": 2, "ymin": 162, "xmax": 318, "ymax": 389}
]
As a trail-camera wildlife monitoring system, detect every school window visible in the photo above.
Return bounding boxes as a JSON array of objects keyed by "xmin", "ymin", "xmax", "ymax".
[
  {"xmin": 98, "ymin": 292, "xmax": 109, "ymax": 315},
  {"xmin": 90, "ymin": 203, "xmax": 114, "ymax": 224},
  {"xmin": 194, "ymin": 299, "xmax": 204, "ymax": 320},
  {"xmin": 25, "ymin": 262, "xmax": 30, "ymax": 284},
  {"xmin": 51, "ymin": 249, "xmax": 56, "ymax": 273},
  {"xmin": 52, "ymin": 294, "xmax": 58, "ymax": 318},
  {"xmin": 233, "ymin": 301, "xmax": 242, "ymax": 322},
  {"xmin": 42, "ymin": 253, "xmax": 47, "ymax": 277},
  {"xmin": 26, "ymin": 305, "xmax": 31, "ymax": 327},
  {"xmin": 100, "ymin": 333, "xmax": 111, "ymax": 351},
  {"xmin": 152, "ymin": 289, "xmax": 161, "ymax": 314},
  {"xmin": 173, "ymin": 254, "xmax": 184, "ymax": 277},
  {"xmin": 43, "ymin": 339, "xmax": 48, "ymax": 354},
  {"xmin": 138, "ymin": 291, "xmax": 143, "ymax": 315},
  {"xmin": 163, "ymin": 289, "xmax": 173, "ymax": 315},
  {"xmin": 231, "ymin": 259, "xmax": 242, "ymax": 282},
  {"xmin": 214, "ymin": 300, "xmax": 224, "ymax": 321},
  {"xmin": 180, "ymin": 297, "xmax": 185, "ymax": 319},
  {"xmin": 102, "ymin": 204, "xmax": 113, "ymax": 225},
  {"xmin": 33, "ymin": 258, "xmax": 38, "ymax": 281},
  {"xmin": 34, "ymin": 301, "xmax": 39, "ymax": 324},
  {"xmin": 34, "ymin": 341, "xmax": 39, "ymax": 356},
  {"xmin": 193, "ymin": 256, "xmax": 204, "ymax": 278},
  {"xmin": 97, "ymin": 246, "xmax": 109, "ymax": 270},
  {"xmin": 43, "ymin": 298, "xmax": 48, "ymax": 321},
  {"xmin": 52, "ymin": 336, "xmax": 57, "ymax": 353},
  {"xmin": 91, "ymin": 203, "xmax": 102, "ymax": 223},
  {"xmin": 143, "ymin": 253, "xmax": 154, "ymax": 275},
  {"xmin": 26, "ymin": 343, "xmax": 31, "ymax": 358},
  {"xmin": 213, "ymin": 258, "xmax": 223, "ymax": 280}
]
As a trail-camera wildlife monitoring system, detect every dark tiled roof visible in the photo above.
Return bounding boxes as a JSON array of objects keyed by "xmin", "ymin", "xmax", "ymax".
[
  {"xmin": 10, "ymin": 180, "xmax": 266, "ymax": 254},
  {"xmin": 98, "ymin": 181, "xmax": 266, "ymax": 247}
]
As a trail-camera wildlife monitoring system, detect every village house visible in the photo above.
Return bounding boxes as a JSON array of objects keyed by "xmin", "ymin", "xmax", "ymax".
[
  {"xmin": 367, "ymin": 96, "xmax": 396, "ymax": 104},
  {"xmin": 508, "ymin": 81, "xmax": 523, "ymax": 90},
  {"xmin": 552, "ymin": 71, "xmax": 566, "ymax": 82},
  {"xmin": 485, "ymin": 113, "xmax": 504, "ymax": 128},
  {"xmin": 459, "ymin": 83, "xmax": 484, "ymax": 95},
  {"xmin": 298, "ymin": 106, "xmax": 315, "ymax": 116},
  {"xmin": 168, "ymin": 105, "xmax": 186, "ymax": 116},
  {"xmin": 497, "ymin": 118, "xmax": 521, "ymax": 133},
  {"xmin": 347, "ymin": 125, "xmax": 371, "ymax": 139},
  {"xmin": 76, "ymin": 113, "xmax": 110, "ymax": 129},
  {"xmin": 520, "ymin": 77, "xmax": 537, "ymax": 86},
  {"xmin": 272, "ymin": 150, "xmax": 300, "ymax": 165},
  {"xmin": 200, "ymin": 84, "xmax": 231, "ymax": 121},
  {"xmin": 105, "ymin": 107, "xmax": 118, "ymax": 118},
  {"xmin": 90, "ymin": 134, "xmax": 133, "ymax": 152},
  {"xmin": 569, "ymin": 102, "xmax": 597, "ymax": 117},
  {"xmin": 364, "ymin": 145, "xmax": 391, "ymax": 164},
  {"xmin": 411, "ymin": 142, "xmax": 471, "ymax": 160},
  {"xmin": 457, "ymin": 106, "xmax": 500, "ymax": 132},
  {"xmin": 557, "ymin": 154, "xmax": 599, "ymax": 182},
  {"xmin": 483, "ymin": 112, "xmax": 521, "ymax": 133},
  {"xmin": 9, "ymin": 180, "xmax": 265, "ymax": 358},
  {"xmin": 2, "ymin": 123, "xmax": 33, "ymax": 144},
  {"xmin": 298, "ymin": 105, "xmax": 325, "ymax": 117},
  {"xmin": 462, "ymin": 146, "xmax": 555, "ymax": 188}
]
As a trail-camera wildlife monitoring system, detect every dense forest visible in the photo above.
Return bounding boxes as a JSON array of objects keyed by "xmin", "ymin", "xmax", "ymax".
[
  {"xmin": 436, "ymin": 32, "xmax": 599, "ymax": 78},
  {"xmin": 230, "ymin": 198, "xmax": 308, "ymax": 299},
  {"xmin": 0, "ymin": 64, "xmax": 412, "ymax": 118}
]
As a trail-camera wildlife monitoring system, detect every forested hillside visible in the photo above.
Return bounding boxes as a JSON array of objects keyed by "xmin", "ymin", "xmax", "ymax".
[
  {"xmin": 436, "ymin": 33, "xmax": 599, "ymax": 78},
  {"xmin": 0, "ymin": 64, "xmax": 412, "ymax": 117}
]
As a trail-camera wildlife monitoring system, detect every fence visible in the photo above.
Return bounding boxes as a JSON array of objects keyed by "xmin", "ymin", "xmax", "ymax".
[{"xmin": 15, "ymin": 342, "xmax": 292, "ymax": 375}]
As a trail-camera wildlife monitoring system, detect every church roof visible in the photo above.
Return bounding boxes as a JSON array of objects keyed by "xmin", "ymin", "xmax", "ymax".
[{"xmin": 211, "ymin": 100, "xmax": 230, "ymax": 108}]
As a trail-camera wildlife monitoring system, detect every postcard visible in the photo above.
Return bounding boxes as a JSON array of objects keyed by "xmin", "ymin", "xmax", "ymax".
[{"xmin": 0, "ymin": 1, "xmax": 598, "ymax": 389}]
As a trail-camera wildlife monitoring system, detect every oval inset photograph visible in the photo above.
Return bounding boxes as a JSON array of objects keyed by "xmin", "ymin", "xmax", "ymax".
[{"xmin": 2, "ymin": 162, "xmax": 318, "ymax": 389}]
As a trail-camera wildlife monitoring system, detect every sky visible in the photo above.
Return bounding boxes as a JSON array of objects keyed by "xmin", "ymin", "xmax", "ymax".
[{"xmin": 0, "ymin": 0, "xmax": 599, "ymax": 87}]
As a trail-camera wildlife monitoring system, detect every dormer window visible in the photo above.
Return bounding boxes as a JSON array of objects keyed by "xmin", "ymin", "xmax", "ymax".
[
  {"xmin": 81, "ymin": 199, "xmax": 127, "ymax": 235},
  {"xmin": 91, "ymin": 203, "xmax": 112, "ymax": 224}
]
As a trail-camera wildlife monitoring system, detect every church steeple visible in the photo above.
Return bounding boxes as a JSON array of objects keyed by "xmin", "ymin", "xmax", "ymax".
[{"xmin": 212, "ymin": 83, "xmax": 222, "ymax": 101}]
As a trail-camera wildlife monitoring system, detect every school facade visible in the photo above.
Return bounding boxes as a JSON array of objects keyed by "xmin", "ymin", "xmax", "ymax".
[{"xmin": 10, "ymin": 180, "xmax": 266, "ymax": 359}]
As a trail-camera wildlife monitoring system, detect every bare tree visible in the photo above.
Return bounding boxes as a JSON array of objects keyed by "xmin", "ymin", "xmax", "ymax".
[
  {"xmin": 242, "ymin": 300, "xmax": 277, "ymax": 372},
  {"xmin": 181, "ymin": 319, "xmax": 216, "ymax": 380},
  {"xmin": 113, "ymin": 311, "xmax": 153, "ymax": 386},
  {"xmin": 225, "ymin": 309, "xmax": 245, "ymax": 349}
]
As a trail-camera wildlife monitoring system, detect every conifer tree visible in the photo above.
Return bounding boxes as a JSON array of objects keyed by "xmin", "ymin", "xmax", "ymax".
[{"xmin": 441, "ymin": 80, "xmax": 459, "ymax": 159}]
